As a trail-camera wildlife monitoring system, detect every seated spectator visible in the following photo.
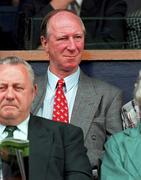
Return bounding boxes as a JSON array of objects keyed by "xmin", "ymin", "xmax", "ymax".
[
  {"xmin": 32, "ymin": 9, "xmax": 123, "ymax": 179},
  {"xmin": 100, "ymin": 70, "xmax": 141, "ymax": 180},
  {"xmin": 121, "ymin": 70, "xmax": 141, "ymax": 129},
  {"xmin": 0, "ymin": 56, "xmax": 92, "ymax": 180},
  {"xmin": 126, "ymin": 9, "xmax": 141, "ymax": 49},
  {"xmin": 17, "ymin": 0, "xmax": 76, "ymax": 49},
  {"xmin": 80, "ymin": 0, "xmax": 127, "ymax": 49},
  {"xmin": 18, "ymin": 0, "xmax": 127, "ymax": 50}
]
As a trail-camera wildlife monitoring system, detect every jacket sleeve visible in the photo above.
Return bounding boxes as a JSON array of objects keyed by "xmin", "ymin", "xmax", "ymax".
[
  {"xmin": 106, "ymin": 87, "xmax": 123, "ymax": 138},
  {"xmin": 63, "ymin": 125, "xmax": 92, "ymax": 180}
]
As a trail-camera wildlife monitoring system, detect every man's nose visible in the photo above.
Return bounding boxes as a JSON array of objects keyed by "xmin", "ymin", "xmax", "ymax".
[
  {"xmin": 67, "ymin": 38, "xmax": 76, "ymax": 50},
  {"xmin": 5, "ymin": 88, "xmax": 15, "ymax": 99}
]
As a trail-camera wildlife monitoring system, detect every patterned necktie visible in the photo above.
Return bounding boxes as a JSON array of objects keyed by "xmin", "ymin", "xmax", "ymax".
[
  {"xmin": 53, "ymin": 79, "xmax": 69, "ymax": 123},
  {"xmin": 4, "ymin": 126, "xmax": 17, "ymax": 138}
]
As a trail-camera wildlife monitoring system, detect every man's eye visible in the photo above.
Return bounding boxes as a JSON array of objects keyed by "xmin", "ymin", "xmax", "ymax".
[
  {"xmin": 74, "ymin": 35, "xmax": 82, "ymax": 40},
  {"xmin": 15, "ymin": 87, "xmax": 24, "ymax": 91},
  {"xmin": 0, "ymin": 86, "xmax": 6, "ymax": 91},
  {"xmin": 58, "ymin": 37, "xmax": 68, "ymax": 41}
]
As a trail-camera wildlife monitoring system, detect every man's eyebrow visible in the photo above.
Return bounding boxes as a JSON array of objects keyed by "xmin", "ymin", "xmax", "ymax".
[{"xmin": 0, "ymin": 82, "xmax": 7, "ymax": 85}]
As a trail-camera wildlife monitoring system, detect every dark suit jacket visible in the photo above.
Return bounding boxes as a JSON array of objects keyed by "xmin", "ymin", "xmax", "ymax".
[
  {"xmin": 80, "ymin": 0, "xmax": 127, "ymax": 49},
  {"xmin": 32, "ymin": 70, "xmax": 123, "ymax": 169},
  {"xmin": 19, "ymin": 0, "xmax": 53, "ymax": 17},
  {"xmin": 17, "ymin": 0, "xmax": 54, "ymax": 49},
  {"xmin": 28, "ymin": 114, "xmax": 92, "ymax": 180}
]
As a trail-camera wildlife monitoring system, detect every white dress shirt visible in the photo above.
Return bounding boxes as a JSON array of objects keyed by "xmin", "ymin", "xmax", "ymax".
[
  {"xmin": 37, "ymin": 67, "xmax": 80, "ymax": 123},
  {"xmin": 0, "ymin": 116, "xmax": 30, "ymax": 141},
  {"xmin": 0, "ymin": 115, "xmax": 30, "ymax": 179}
]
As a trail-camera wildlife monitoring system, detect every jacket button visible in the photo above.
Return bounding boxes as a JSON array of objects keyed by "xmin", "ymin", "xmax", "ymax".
[{"xmin": 91, "ymin": 135, "xmax": 96, "ymax": 140}]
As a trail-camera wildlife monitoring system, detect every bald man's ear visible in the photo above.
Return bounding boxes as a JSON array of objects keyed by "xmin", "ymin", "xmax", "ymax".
[{"xmin": 40, "ymin": 36, "xmax": 49, "ymax": 51}]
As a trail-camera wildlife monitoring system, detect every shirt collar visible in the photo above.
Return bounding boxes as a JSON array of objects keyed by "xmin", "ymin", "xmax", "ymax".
[
  {"xmin": 0, "ymin": 115, "xmax": 30, "ymax": 135},
  {"xmin": 47, "ymin": 67, "xmax": 80, "ymax": 92},
  {"xmin": 48, "ymin": 68, "xmax": 59, "ymax": 91},
  {"xmin": 76, "ymin": 0, "xmax": 83, "ymax": 6},
  {"xmin": 17, "ymin": 115, "xmax": 30, "ymax": 135}
]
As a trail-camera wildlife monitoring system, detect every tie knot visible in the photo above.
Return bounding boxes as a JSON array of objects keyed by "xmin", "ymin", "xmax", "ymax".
[
  {"xmin": 5, "ymin": 126, "xmax": 17, "ymax": 138},
  {"xmin": 57, "ymin": 79, "xmax": 65, "ymax": 88}
]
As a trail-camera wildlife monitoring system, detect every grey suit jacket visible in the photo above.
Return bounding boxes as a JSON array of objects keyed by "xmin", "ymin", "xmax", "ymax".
[{"xmin": 32, "ymin": 69, "xmax": 123, "ymax": 168}]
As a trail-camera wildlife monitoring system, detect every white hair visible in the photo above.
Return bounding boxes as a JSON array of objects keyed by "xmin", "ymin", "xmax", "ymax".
[{"xmin": 134, "ymin": 70, "xmax": 141, "ymax": 105}]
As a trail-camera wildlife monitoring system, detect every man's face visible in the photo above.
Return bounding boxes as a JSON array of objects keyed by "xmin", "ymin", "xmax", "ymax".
[
  {"xmin": 41, "ymin": 12, "xmax": 85, "ymax": 76},
  {"xmin": 0, "ymin": 64, "xmax": 36, "ymax": 125}
]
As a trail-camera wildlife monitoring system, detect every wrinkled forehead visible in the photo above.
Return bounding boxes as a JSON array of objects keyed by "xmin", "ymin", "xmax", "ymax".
[{"xmin": 0, "ymin": 64, "xmax": 29, "ymax": 81}]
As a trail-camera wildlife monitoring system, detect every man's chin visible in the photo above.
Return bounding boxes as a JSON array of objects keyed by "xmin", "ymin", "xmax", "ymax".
[
  {"xmin": 64, "ymin": 63, "xmax": 79, "ymax": 71},
  {"xmin": 1, "ymin": 110, "xmax": 19, "ymax": 120}
]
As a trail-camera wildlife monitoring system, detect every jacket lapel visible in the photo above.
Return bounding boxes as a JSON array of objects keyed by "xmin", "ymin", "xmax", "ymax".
[
  {"xmin": 32, "ymin": 69, "xmax": 103, "ymax": 140},
  {"xmin": 71, "ymin": 71, "xmax": 102, "ymax": 139},
  {"xmin": 28, "ymin": 116, "xmax": 53, "ymax": 180},
  {"xmin": 32, "ymin": 70, "xmax": 48, "ymax": 114}
]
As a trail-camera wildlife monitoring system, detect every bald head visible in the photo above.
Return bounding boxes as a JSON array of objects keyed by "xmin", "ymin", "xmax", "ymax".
[{"xmin": 40, "ymin": 9, "xmax": 85, "ymax": 38}]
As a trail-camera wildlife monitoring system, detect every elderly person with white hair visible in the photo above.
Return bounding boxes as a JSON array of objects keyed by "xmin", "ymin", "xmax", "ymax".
[
  {"xmin": 121, "ymin": 71, "xmax": 141, "ymax": 129},
  {"xmin": 100, "ymin": 71, "xmax": 141, "ymax": 180}
]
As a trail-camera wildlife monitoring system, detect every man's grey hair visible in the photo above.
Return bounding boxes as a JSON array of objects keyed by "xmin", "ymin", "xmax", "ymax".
[
  {"xmin": 134, "ymin": 70, "xmax": 141, "ymax": 106},
  {"xmin": 0, "ymin": 56, "xmax": 35, "ymax": 85}
]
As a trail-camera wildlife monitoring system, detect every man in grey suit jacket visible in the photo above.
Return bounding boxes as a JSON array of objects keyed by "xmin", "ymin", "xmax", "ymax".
[
  {"xmin": 32, "ymin": 9, "xmax": 123, "ymax": 178},
  {"xmin": 0, "ymin": 56, "xmax": 92, "ymax": 180}
]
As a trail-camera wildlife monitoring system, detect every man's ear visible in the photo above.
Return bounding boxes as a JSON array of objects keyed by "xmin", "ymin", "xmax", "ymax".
[
  {"xmin": 40, "ymin": 35, "xmax": 48, "ymax": 51},
  {"xmin": 34, "ymin": 84, "xmax": 38, "ymax": 96},
  {"xmin": 32, "ymin": 84, "xmax": 38, "ymax": 102}
]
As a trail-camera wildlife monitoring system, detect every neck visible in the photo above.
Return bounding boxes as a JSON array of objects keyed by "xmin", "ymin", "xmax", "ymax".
[
  {"xmin": 49, "ymin": 67, "xmax": 79, "ymax": 79},
  {"xmin": 0, "ymin": 114, "xmax": 30, "ymax": 126}
]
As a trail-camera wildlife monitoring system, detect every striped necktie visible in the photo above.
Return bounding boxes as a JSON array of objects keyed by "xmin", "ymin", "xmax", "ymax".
[{"xmin": 4, "ymin": 126, "xmax": 17, "ymax": 138}]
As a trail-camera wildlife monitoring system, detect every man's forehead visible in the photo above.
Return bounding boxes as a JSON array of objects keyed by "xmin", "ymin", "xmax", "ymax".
[
  {"xmin": 50, "ymin": 11, "xmax": 81, "ymax": 26},
  {"xmin": 52, "ymin": 11, "xmax": 77, "ymax": 19},
  {"xmin": 0, "ymin": 81, "xmax": 22, "ymax": 85},
  {"xmin": 49, "ymin": 16, "xmax": 83, "ymax": 33},
  {"xmin": 0, "ymin": 65, "xmax": 28, "ymax": 80},
  {"xmin": 0, "ymin": 64, "xmax": 27, "ymax": 73},
  {"xmin": 0, "ymin": 64, "xmax": 23, "ymax": 69}
]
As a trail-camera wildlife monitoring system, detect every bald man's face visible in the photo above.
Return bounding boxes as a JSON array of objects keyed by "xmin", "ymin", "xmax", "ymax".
[{"xmin": 41, "ymin": 11, "xmax": 85, "ymax": 76}]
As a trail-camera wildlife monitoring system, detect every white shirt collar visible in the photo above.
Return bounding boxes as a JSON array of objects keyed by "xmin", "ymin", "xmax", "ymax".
[
  {"xmin": 76, "ymin": 0, "xmax": 83, "ymax": 6},
  {"xmin": 17, "ymin": 115, "xmax": 30, "ymax": 136},
  {"xmin": 0, "ymin": 115, "xmax": 30, "ymax": 136},
  {"xmin": 47, "ymin": 67, "xmax": 80, "ymax": 92}
]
